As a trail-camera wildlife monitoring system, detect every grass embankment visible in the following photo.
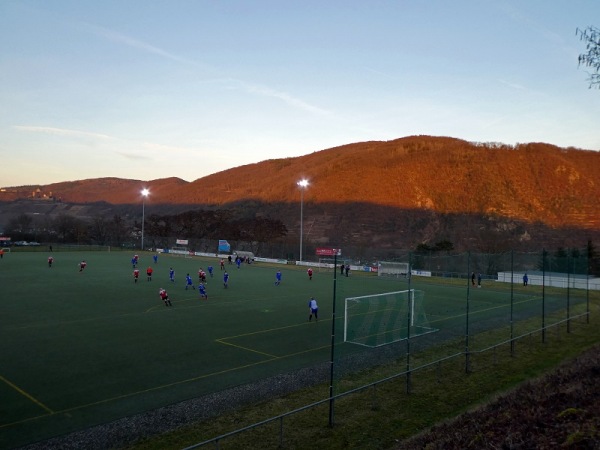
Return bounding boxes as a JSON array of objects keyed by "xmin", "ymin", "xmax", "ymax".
[{"xmin": 128, "ymin": 299, "xmax": 600, "ymax": 450}]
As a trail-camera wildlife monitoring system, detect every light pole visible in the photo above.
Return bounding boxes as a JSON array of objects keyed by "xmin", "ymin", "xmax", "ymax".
[
  {"xmin": 141, "ymin": 188, "xmax": 149, "ymax": 250},
  {"xmin": 297, "ymin": 179, "xmax": 309, "ymax": 262}
]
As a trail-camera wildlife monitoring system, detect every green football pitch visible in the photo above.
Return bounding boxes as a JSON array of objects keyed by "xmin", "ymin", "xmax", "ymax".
[{"xmin": 0, "ymin": 251, "xmax": 586, "ymax": 448}]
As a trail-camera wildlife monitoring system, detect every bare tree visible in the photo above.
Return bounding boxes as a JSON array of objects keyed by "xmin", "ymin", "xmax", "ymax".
[{"xmin": 577, "ymin": 26, "xmax": 600, "ymax": 88}]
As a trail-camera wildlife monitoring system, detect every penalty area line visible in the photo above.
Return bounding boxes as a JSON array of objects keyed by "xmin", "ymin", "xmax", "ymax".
[
  {"xmin": 0, "ymin": 374, "xmax": 54, "ymax": 414},
  {"xmin": 215, "ymin": 339, "xmax": 278, "ymax": 358}
]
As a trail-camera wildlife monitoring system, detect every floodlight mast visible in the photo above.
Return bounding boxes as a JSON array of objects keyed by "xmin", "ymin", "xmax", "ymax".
[
  {"xmin": 141, "ymin": 188, "xmax": 149, "ymax": 250},
  {"xmin": 297, "ymin": 179, "xmax": 309, "ymax": 262}
]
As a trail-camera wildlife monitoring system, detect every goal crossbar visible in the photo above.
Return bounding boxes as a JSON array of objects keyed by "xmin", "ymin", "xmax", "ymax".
[
  {"xmin": 377, "ymin": 261, "xmax": 409, "ymax": 278},
  {"xmin": 344, "ymin": 289, "xmax": 437, "ymax": 348}
]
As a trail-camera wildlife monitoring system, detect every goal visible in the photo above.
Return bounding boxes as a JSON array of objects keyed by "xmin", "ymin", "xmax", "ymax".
[
  {"xmin": 1, "ymin": 247, "xmax": 10, "ymax": 253},
  {"xmin": 377, "ymin": 261, "xmax": 409, "ymax": 278},
  {"xmin": 169, "ymin": 246, "xmax": 191, "ymax": 257},
  {"xmin": 344, "ymin": 289, "xmax": 436, "ymax": 348},
  {"xmin": 318, "ymin": 258, "xmax": 348, "ymax": 272}
]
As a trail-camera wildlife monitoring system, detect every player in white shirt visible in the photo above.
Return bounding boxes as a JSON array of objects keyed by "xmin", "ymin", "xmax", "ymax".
[{"xmin": 308, "ymin": 297, "xmax": 318, "ymax": 322}]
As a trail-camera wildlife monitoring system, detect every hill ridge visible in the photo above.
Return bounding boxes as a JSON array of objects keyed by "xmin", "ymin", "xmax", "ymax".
[{"xmin": 2, "ymin": 136, "xmax": 598, "ymax": 231}]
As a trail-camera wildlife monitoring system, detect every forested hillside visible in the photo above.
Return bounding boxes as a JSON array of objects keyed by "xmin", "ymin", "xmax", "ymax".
[{"xmin": 1, "ymin": 136, "xmax": 599, "ymax": 253}]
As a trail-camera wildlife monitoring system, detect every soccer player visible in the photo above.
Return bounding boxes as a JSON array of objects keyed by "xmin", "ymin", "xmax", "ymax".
[
  {"xmin": 79, "ymin": 260, "xmax": 87, "ymax": 272},
  {"xmin": 159, "ymin": 288, "xmax": 172, "ymax": 306},
  {"xmin": 185, "ymin": 273, "xmax": 194, "ymax": 290},
  {"xmin": 220, "ymin": 259, "xmax": 225, "ymax": 270},
  {"xmin": 131, "ymin": 256, "xmax": 137, "ymax": 268},
  {"xmin": 223, "ymin": 271, "xmax": 229, "ymax": 288},
  {"xmin": 308, "ymin": 297, "xmax": 318, "ymax": 322},
  {"xmin": 207, "ymin": 265, "xmax": 214, "ymax": 278},
  {"xmin": 307, "ymin": 267, "xmax": 313, "ymax": 280},
  {"xmin": 153, "ymin": 254, "xmax": 158, "ymax": 264},
  {"xmin": 133, "ymin": 268, "xmax": 140, "ymax": 283},
  {"xmin": 236, "ymin": 257, "xmax": 241, "ymax": 270},
  {"xmin": 274, "ymin": 270, "xmax": 282, "ymax": 286},
  {"xmin": 198, "ymin": 268, "xmax": 206, "ymax": 283},
  {"xmin": 48, "ymin": 256, "xmax": 54, "ymax": 268},
  {"xmin": 198, "ymin": 282, "xmax": 208, "ymax": 299},
  {"xmin": 169, "ymin": 267, "xmax": 175, "ymax": 283},
  {"xmin": 146, "ymin": 266, "xmax": 153, "ymax": 281}
]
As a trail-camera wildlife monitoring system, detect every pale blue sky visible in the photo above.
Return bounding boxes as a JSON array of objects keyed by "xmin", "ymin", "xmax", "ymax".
[{"xmin": 1, "ymin": 0, "xmax": 599, "ymax": 187}]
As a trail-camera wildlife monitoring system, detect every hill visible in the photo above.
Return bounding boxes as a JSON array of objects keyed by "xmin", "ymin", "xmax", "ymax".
[{"xmin": 1, "ymin": 136, "xmax": 599, "ymax": 252}]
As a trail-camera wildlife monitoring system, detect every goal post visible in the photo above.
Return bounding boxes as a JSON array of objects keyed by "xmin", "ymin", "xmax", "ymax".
[
  {"xmin": 377, "ymin": 261, "xmax": 409, "ymax": 278},
  {"xmin": 344, "ymin": 289, "xmax": 437, "ymax": 348}
]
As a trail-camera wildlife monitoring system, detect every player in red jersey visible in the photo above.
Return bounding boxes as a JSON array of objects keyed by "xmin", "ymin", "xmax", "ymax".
[
  {"xmin": 307, "ymin": 267, "xmax": 313, "ymax": 280},
  {"xmin": 79, "ymin": 260, "xmax": 87, "ymax": 272},
  {"xmin": 146, "ymin": 266, "xmax": 153, "ymax": 281},
  {"xmin": 198, "ymin": 268, "xmax": 207, "ymax": 283},
  {"xmin": 133, "ymin": 268, "xmax": 140, "ymax": 283},
  {"xmin": 48, "ymin": 256, "xmax": 54, "ymax": 268},
  {"xmin": 159, "ymin": 288, "xmax": 172, "ymax": 306}
]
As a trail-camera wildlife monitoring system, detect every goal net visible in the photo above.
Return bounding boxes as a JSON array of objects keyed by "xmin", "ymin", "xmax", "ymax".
[
  {"xmin": 377, "ymin": 261, "xmax": 409, "ymax": 278},
  {"xmin": 169, "ymin": 246, "xmax": 191, "ymax": 257},
  {"xmin": 344, "ymin": 289, "xmax": 437, "ymax": 348},
  {"xmin": 318, "ymin": 258, "xmax": 348, "ymax": 272}
]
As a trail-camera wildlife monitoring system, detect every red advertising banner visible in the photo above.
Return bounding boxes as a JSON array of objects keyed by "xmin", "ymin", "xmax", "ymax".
[{"xmin": 315, "ymin": 247, "xmax": 342, "ymax": 256}]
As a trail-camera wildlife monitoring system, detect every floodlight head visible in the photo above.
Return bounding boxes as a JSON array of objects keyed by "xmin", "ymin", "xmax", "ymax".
[
  {"xmin": 297, "ymin": 179, "xmax": 309, "ymax": 189},
  {"xmin": 141, "ymin": 188, "xmax": 150, "ymax": 197}
]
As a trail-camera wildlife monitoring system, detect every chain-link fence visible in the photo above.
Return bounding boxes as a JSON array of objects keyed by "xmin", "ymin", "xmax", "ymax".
[{"xmin": 184, "ymin": 249, "xmax": 596, "ymax": 448}]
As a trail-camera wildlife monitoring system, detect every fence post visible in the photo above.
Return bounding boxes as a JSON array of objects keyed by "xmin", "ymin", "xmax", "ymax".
[
  {"xmin": 510, "ymin": 250, "xmax": 515, "ymax": 357},
  {"xmin": 587, "ymin": 248, "xmax": 591, "ymax": 324},
  {"xmin": 371, "ymin": 384, "xmax": 380, "ymax": 411},
  {"xmin": 567, "ymin": 250, "xmax": 571, "ymax": 334},
  {"xmin": 406, "ymin": 252, "xmax": 413, "ymax": 393},
  {"xmin": 542, "ymin": 249, "xmax": 547, "ymax": 344},
  {"xmin": 279, "ymin": 416, "xmax": 284, "ymax": 447},
  {"xmin": 465, "ymin": 251, "xmax": 471, "ymax": 373},
  {"xmin": 328, "ymin": 253, "xmax": 338, "ymax": 428}
]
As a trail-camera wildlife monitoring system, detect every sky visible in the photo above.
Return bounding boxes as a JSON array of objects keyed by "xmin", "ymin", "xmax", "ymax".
[{"xmin": 1, "ymin": 0, "xmax": 599, "ymax": 187}]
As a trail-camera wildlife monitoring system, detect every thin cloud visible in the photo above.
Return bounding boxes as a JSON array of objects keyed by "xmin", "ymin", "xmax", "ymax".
[
  {"xmin": 365, "ymin": 67, "xmax": 396, "ymax": 79},
  {"xmin": 494, "ymin": 1, "xmax": 571, "ymax": 51},
  {"xmin": 115, "ymin": 151, "xmax": 153, "ymax": 161},
  {"xmin": 82, "ymin": 22, "xmax": 201, "ymax": 67},
  {"xmin": 13, "ymin": 125, "xmax": 113, "ymax": 140},
  {"xmin": 230, "ymin": 78, "xmax": 331, "ymax": 116},
  {"xmin": 81, "ymin": 23, "xmax": 328, "ymax": 117},
  {"xmin": 498, "ymin": 79, "xmax": 526, "ymax": 90}
]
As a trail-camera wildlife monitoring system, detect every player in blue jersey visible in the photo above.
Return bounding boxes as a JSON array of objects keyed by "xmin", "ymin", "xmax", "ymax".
[
  {"xmin": 308, "ymin": 297, "xmax": 318, "ymax": 322},
  {"xmin": 223, "ymin": 271, "xmax": 229, "ymax": 288},
  {"xmin": 185, "ymin": 273, "xmax": 194, "ymax": 290},
  {"xmin": 169, "ymin": 267, "xmax": 175, "ymax": 283},
  {"xmin": 198, "ymin": 283, "xmax": 208, "ymax": 299},
  {"xmin": 236, "ymin": 257, "xmax": 241, "ymax": 270},
  {"xmin": 274, "ymin": 270, "xmax": 282, "ymax": 286},
  {"xmin": 207, "ymin": 265, "xmax": 214, "ymax": 278}
]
